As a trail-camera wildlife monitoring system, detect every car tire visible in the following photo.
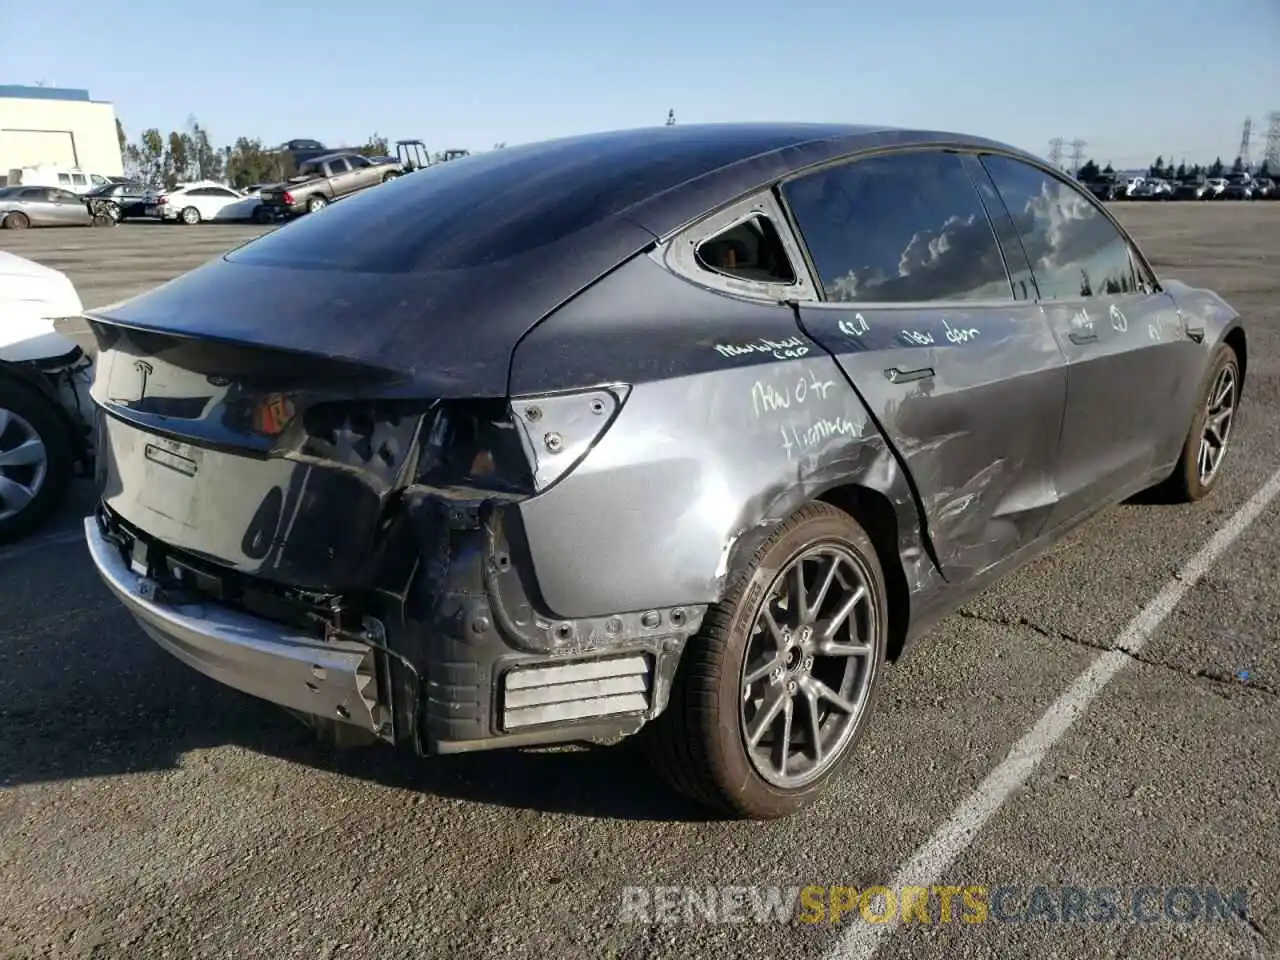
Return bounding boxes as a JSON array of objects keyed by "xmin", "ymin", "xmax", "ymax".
[
  {"xmin": 180, "ymin": 206, "xmax": 201, "ymax": 225},
  {"xmin": 641, "ymin": 501, "xmax": 888, "ymax": 819},
  {"xmin": 307, "ymin": 196, "xmax": 328, "ymax": 214},
  {"xmin": 2, "ymin": 212, "xmax": 30, "ymax": 230},
  {"xmin": 1160, "ymin": 343, "xmax": 1240, "ymax": 503},
  {"xmin": 381, "ymin": 172, "xmax": 400, "ymax": 183},
  {"xmin": 0, "ymin": 376, "xmax": 76, "ymax": 544}
]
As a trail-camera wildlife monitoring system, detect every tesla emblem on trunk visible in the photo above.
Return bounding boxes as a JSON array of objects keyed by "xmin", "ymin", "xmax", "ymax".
[{"xmin": 134, "ymin": 360, "xmax": 154, "ymax": 398}]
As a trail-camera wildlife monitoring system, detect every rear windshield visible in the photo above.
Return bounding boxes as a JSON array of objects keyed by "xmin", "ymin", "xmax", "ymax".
[{"xmin": 226, "ymin": 127, "xmax": 807, "ymax": 274}]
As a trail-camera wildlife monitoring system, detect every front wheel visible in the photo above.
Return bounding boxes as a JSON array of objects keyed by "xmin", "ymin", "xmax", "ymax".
[
  {"xmin": 1160, "ymin": 343, "xmax": 1240, "ymax": 502},
  {"xmin": 306, "ymin": 196, "xmax": 328, "ymax": 214},
  {"xmin": 641, "ymin": 501, "xmax": 888, "ymax": 819},
  {"xmin": 180, "ymin": 205, "xmax": 201, "ymax": 225},
  {"xmin": 2, "ymin": 212, "xmax": 30, "ymax": 230}
]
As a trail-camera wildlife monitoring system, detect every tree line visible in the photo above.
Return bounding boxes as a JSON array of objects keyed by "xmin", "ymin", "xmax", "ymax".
[
  {"xmin": 114, "ymin": 117, "xmax": 481, "ymax": 189},
  {"xmin": 1076, "ymin": 155, "xmax": 1272, "ymax": 183}
]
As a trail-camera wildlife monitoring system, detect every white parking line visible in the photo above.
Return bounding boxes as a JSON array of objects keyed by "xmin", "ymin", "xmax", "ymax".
[{"xmin": 831, "ymin": 465, "xmax": 1280, "ymax": 960}]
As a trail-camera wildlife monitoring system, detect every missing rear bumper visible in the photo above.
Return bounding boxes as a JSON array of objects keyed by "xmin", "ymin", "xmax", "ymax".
[{"xmin": 84, "ymin": 514, "xmax": 392, "ymax": 740}]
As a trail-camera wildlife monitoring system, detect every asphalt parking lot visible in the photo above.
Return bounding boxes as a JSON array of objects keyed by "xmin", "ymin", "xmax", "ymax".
[{"xmin": 1, "ymin": 207, "xmax": 1277, "ymax": 960}]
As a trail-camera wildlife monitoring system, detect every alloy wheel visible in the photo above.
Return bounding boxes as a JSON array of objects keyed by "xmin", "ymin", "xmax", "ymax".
[
  {"xmin": 1198, "ymin": 364, "xmax": 1236, "ymax": 485},
  {"xmin": 739, "ymin": 543, "xmax": 880, "ymax": 789},
  {"xmin": 0, "ymin": 408, "xmax": 49, "ymax": 523}
]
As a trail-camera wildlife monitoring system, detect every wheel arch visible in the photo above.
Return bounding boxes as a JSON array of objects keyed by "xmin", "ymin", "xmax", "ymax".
[
  {"xmin": 718, "ymin": 472, "xmax": 924, "ymax": 665},
  {"xmin": 1221, "ymin": 323, "xmax": 1247, "ymax": 391}
]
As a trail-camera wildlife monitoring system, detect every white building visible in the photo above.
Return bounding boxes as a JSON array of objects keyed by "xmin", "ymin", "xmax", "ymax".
[{"xmin": 0, "ymin": 84, "xmax": 124, "ymax": 181}]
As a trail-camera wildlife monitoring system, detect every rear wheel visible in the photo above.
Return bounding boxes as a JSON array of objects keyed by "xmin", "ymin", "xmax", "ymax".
[
  {"xmin": 381, "ymin": 172, "xmax": 399, "ymax": 183},
  {"xmin": 307, "ymin": 196, "xmax": 328, "ymax": 214},
  {"xmin": 1161, "ymin": 343, "xmax": 1240, "ymax": 502},
  {"xmin": 180, "ymin": 205, "xmax": 201, "ymax": 225},
  {"xmin": 641, "ymin": 501, "xmax": 888, "ymax": 819},
  {"xmin": 2, "ymin": 212, "xmax": 30, "ymax": 230},
  {"xmin": 0, "ymin": 377, "xmax": 75, "ymax": 544}
]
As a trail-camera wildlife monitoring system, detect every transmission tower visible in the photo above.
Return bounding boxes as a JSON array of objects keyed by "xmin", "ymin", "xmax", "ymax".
[
  {"xmin": 1047, "ymin": 137, "xmax": 1065, "ymax": 168},
  {"xmin": 665, "ymin": 109, "xmax": 676, "ymax": 127},
  {"xmin": 1068, "ymin": 138, "xmax": 1087, "ymax": 175},
  {"xmin": 1265, "ymin": 112, "xmax": 1280, "ymax": 168},
  {"xmin": 1237, "ymin": 117, "xmax": 1253, "ymax": 169}
]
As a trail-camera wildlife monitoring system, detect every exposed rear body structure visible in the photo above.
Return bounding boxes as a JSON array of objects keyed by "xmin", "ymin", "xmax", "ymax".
[{"xmin": 83, "ymin": 124, "xmax": 1246, "ymax": 818}]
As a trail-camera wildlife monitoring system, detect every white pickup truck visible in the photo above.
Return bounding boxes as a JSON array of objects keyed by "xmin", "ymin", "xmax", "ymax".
[{"xmin": 0, "ymin": 252, "xmax": 95, "ymax": 542}]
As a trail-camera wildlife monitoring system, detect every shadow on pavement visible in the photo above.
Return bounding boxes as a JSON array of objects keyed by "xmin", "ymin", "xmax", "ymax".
[{"xmin": 0, "ymin": 498, "xmax": 714, "ymax": 822}]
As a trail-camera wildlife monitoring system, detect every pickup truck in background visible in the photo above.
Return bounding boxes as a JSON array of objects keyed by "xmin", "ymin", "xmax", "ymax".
[{"xmin": 257, "ymin": 151, "xmax": 404, "ymax": 218}]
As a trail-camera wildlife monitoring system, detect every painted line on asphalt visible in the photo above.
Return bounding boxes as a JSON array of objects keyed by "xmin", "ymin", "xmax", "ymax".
[
  {"xmin": 831, "ymin": 465, "xmax": 1280, "ymax": 960},
  {"xmin": 0, "ymin": 528, "xmax": 86, "ymax": 565}
]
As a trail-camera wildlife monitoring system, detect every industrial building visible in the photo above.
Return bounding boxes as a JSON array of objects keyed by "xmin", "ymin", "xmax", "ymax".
[{"xmin": 0, "ymin": 84, "xmax": 124, "ymax": 180}]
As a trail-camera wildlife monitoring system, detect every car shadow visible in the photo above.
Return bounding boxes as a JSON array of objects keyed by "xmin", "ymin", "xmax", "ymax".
[{"xmin": 0, "ymin": 530, "xmax": 714, "ymax": 822}]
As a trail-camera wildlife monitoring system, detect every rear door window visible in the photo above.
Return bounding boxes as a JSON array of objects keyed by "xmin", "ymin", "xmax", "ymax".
[{"xmin": 780, "ymin": 150, "xmax": 1012, "ymax": 303}]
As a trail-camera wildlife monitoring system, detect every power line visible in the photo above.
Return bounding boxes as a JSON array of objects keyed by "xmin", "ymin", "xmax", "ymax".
[
  {"xmin": 1265, "ymin": 112, "xmax": 1280, "ymax": 168},
  {"xmin": 1068, "ymin": 138, "xmax": 1087, "ymax": 175},
  {"xmin": 1237, "ymin": 117, "xmax": 1253, "ymax": 168}
]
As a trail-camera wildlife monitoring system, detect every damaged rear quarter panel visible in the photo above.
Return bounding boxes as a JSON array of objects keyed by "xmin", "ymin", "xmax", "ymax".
[{"xmin": 508, "ymin": 253, "xmax": 934, "ymax": 621}]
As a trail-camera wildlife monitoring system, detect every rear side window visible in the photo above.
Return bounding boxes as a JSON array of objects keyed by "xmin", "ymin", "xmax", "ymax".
[
  {"xmin": 695, "ymin": 215, "xmax": 795, "ymax": 284},
  {"xmin": 58, "ymin": 173, "xmax": 71, "ymax": 184},
  {"xmin": 781, "ymin": 150, "xmax": 1012, "ymax": 303},
  {"xmin": 979, "ymin": 154, "xmax": 1138, "ymax": 299}
]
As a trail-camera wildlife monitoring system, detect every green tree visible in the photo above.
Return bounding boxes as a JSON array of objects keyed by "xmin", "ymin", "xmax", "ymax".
[
  {"xmin": 184, "ymin": 118, "xmax": 224, "ymax": 182},
  {"xmin": 1148, "ymin": 156, "xmax": 1165, "ymax": 178},
  {"xmin": 1076, "ymin": 159, "xmax": 1100, "ymax": 181},
  {"xmin": 1102, "ymin": 162, "xmax": 1114, "ymax": 176},
  {"xmin": 1231, "ymin": 155, "xmax": 1245, "ymax": 175},
  {"xmin": 355, "ymin": 133, "xmax": 390, "ymax": 157},
  {"xmin": 1259, "ymin": 160, "xmax": 1272, "ymax": 180},
  {"xmin": 116, "ymin": 118, "xmax": 127, "ymax": 152},
  {"xmin": 1175, "ymin": 162, "xmax": 1187, "ymax": 180},
  {"xmin": 1209, "ymin": 157, "xmax": 1224, "ymax": 177}
]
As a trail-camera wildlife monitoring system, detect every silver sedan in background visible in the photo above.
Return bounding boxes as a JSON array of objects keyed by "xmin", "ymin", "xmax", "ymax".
[{"xmin": 0, "ymin": 186, "xmax": 96, "ymax": 229}]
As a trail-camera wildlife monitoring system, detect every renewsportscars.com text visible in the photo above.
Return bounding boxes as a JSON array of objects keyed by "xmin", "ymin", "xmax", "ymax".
[{"xmin": 618, "ymin": 884, "xmax": 1249, "ymax": 925}]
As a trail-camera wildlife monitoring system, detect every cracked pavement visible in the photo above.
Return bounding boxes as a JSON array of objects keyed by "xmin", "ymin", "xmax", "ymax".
[{"xmin": 1, "ymin": 205, "xmax": 1277, "ymax": 960}]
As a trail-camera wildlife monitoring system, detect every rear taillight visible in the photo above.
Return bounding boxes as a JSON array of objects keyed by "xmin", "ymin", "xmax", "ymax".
[
  {"xmin": 282, "ymin": 191, "xmax": 294, "ymax": 205},
  {"xmin": 156, "ymin": 195, "xmax": 168, "ymax": 205}
]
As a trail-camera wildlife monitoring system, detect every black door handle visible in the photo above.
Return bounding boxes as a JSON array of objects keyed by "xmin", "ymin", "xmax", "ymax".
[
  {"xmin": 1069, "ymin": 331, "xmax": 1099, "ymax": 344},
  {"xmin": 884, "ymin": 366, "xmax": 935, "ymax": 384}
]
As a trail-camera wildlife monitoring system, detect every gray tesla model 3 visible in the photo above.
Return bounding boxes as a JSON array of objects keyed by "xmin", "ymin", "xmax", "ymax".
[{"xmin": 82, "ymin": 123, "xmax": 1246, "ymax": 819}]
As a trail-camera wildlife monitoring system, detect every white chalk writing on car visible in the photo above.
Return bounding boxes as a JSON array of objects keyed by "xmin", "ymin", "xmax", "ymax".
[
  {"xmin": 751, "ymin": 372, "xmax": 838, "ymax": 417},
  {"xmin": 715, "ymin": 336, "xmax": 810, "ymax": 361},
  {"xmin": 838, "ymin": 313, "xmax": 870, "ymax": 338}
]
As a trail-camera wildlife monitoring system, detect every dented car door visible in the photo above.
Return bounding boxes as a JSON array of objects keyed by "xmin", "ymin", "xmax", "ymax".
[{"xmin": 783, "ymin": 149, "xmax": 1069, "ymax": 583}]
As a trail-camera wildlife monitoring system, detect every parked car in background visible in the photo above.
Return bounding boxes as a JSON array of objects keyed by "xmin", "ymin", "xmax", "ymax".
[
  {"xmin": 85, "ymin": 180, "xmax": 152, "ymax": 221},
  {"xmin": 1173, "ymin": 180, "xmax": 1209, "ymax": 200},
  {"xmin": 1221, "ymin": 176, "xmax": 1255, "ymax": 200},
  {"xmin": 1204, "ymin": 177, "xmax": 1228, "ymax": 198},
  {"xmin": 145, "ymin": 181, "xmax": 263, "ymax": 224},
  {"xmin": 0, "ymin": 186, "xmax": 104, "ymax": 229},
  {"xmin": 82, "ymin": 122, "xmax": 1248, "ymax": 819},
  {"xmin": 0, "ymin": 252, "xmax": 94, "ymax": 542},
  {"xmin": 257, "ymin": 151, "xmax": 404, "ymax": 217}
]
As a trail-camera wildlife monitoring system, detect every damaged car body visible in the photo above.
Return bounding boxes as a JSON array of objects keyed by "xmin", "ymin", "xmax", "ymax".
[{"xmin": 84, "ymin": 123, "xmax": 1247, "ymax": 819}]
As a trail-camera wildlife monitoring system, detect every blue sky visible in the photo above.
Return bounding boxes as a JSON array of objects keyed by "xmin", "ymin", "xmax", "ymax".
[{"xmin": 4, "ymin": 0, "xmax": 1279, "ymax": 169}]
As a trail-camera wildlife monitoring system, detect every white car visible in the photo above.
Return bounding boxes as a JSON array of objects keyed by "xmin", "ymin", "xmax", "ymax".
[
  {"xmin": 146, "ymin": 180, "xmax": 263, "ymax": 225},
  {"xmin": 0, "ymin": 252, "xmax": 95, "ymax": 542}
]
